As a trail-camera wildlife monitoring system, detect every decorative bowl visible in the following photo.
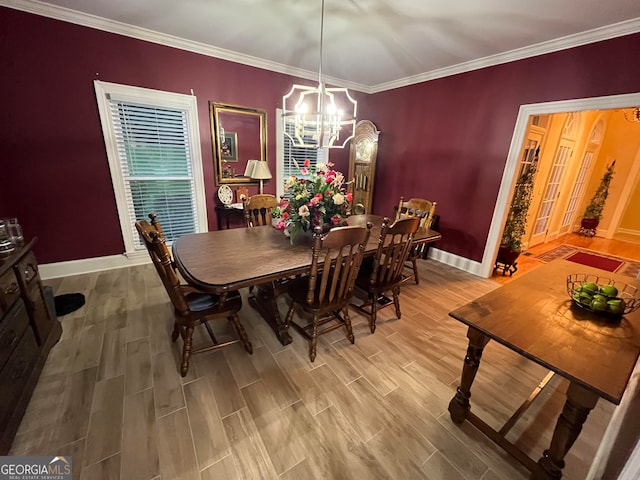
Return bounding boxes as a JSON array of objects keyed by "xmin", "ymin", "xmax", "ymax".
[{"xmin": 566, "ymin": 274, "xmax": 639, "ymax": 318}]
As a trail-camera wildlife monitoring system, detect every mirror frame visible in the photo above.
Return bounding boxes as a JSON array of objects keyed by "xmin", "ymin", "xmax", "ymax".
[{"xmin": 209, "ymin": 102, "xmax": 267, "ymax": 185}]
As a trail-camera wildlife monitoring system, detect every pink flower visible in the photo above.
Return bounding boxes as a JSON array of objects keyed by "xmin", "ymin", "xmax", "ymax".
[
  {"xmin": 331, "ymin": 215, "xmax": 341, "ymax": 225},
  {"xmin": 310, "ymin": 196, "xmax": 320, "ymax": 206},
  {"xmin": 346, "ymin": 192, "xmax": 353, "ymax": 202},
  {"xmin": 276, "ymin": 220, "xmax": 286, "ymax": 231},
  {"xmin": 300, "ymin": 167, "xmax": 308, "ymax": 175}
]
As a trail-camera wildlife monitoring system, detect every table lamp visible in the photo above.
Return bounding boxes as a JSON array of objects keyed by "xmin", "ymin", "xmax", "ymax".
[{"xmin": 244, "ymin": 160, "xmax": 272, "ymax": 194}]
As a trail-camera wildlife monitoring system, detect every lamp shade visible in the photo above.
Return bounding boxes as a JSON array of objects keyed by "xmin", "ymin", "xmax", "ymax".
[
  {"xmin": 243, "ymin": 159, "xmax": 259, "ymax": 178},
  {"xmin": 250, "ymin": 161, "xmax": 272, "ymax": 180}
]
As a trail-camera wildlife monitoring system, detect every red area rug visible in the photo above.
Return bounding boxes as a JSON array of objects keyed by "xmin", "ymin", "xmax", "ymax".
[
  {"xmin": 536, "ymin": 245, "xmax": 640, "ymax": 278},
  {"xmin": 564, "ymin": 251, "xmax": 623, "ymax": 272}
]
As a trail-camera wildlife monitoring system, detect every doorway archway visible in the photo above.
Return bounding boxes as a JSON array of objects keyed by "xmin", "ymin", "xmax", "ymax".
[{"xmin": 480, "ymin": 92, "xmax": 640, "ymax": 278}]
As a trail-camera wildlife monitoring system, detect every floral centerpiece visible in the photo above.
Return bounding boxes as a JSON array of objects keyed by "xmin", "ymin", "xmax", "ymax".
[{"xmin": 274, "ymin": 160, "xmax": 352, "ymax": 243}]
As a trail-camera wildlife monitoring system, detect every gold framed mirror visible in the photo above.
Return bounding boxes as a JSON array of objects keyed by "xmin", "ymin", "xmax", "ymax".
[{"xmin": 209, "ymin": 102, "xmax": 267, "ymax": 185}]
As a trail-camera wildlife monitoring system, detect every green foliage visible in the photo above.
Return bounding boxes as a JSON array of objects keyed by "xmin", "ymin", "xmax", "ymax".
[
  {"xmin": 501, "ymin": 159, "xmax": 538, "ymax": 252},
  {"xmin": 583, "ymin": 161, "xmax": 615, "ymax": 220}
]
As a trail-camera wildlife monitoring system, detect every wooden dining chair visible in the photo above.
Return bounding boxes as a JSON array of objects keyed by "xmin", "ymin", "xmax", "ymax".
[
  {"xmin": 351, "ymin": 216, "xmax": 420, "ymax": 333},
  {"xmin": 243, "ymin": 194, "xmax": 278, "ymax": 227},
  {"xmin": 135, "ymin": 213, "xmax": 252, "ymax": 377},
  {"xmin": 284, "ymin": 223, "xmax": 373, "ymax": 362},
  {"xmin": 395, "ymin": 197, "xmax": 437, "ymax": 284}
]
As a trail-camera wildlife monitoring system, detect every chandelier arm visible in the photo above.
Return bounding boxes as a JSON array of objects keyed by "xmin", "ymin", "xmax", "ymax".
[
  {"xmin": 281, "ymin": 0, "xmax": 357, "ymax": 149},
  {"xmin": 318, "ymin": 0, "xmax": 324, "ymax": 84}
]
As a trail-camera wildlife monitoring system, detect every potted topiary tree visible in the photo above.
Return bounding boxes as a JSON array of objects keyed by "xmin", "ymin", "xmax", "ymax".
[
  {"xmin": 580, "ymin": 160, "xmax": 615, "ymax": 237},
  {"xmin": 495, "ymin": 156, "xmax": 538, "ymax": 275}
]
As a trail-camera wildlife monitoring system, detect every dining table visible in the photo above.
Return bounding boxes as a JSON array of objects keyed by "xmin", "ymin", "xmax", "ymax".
[
  {"xmin": 447, "ymin": 259, "xmax": 640, "ymax": 479},
  {"xmin": 172, "ymin": 214, "xmax": 442, "ymax": 345}
]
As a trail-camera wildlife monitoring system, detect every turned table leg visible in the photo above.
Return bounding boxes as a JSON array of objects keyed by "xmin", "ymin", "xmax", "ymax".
[
  {"xmin": 531, "ymin": 382, "xmax": 599, "ymax": 480},
  {"xmin": 449, "ymin": 327, "xmax": 490, "ymax": 424}
]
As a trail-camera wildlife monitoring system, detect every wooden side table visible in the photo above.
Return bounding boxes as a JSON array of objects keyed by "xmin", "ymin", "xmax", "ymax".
[{"xmin": 215, "ymin": 205, "xmax": 245, "ymax": 230}]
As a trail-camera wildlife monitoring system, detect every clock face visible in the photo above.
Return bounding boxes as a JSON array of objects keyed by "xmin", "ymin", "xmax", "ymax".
[
  {"xmin": 217, "ymin": 185, "xmax": 233, "ymax": 205},
  {"xmin": 355, "ymin": 138, "xmax": 374, "ymax": 161}
]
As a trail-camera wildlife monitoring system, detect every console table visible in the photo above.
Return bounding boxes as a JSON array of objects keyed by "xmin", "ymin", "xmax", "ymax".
[
  {"xmin": 0, "ymin": 239, "xmax": 62, "ymax": 454},
  {"xmin": 215, "ymin": 204, "xmax": 245, "ymax": 230}
]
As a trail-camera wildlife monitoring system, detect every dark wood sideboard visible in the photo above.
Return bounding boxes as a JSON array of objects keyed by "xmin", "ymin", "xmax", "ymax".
[{"xmin": 0, "ymin": 239, "xmax": 62, "ymax": 454}]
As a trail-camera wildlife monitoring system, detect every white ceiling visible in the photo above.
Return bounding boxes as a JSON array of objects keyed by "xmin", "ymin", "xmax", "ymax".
[{"xmin": 7, "ymin": 0, "xmax": 640, "ymax": 93}]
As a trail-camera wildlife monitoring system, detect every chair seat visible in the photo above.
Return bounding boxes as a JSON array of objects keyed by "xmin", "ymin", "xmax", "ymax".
[
  {"xmin": 184, "ymin": 290, "xmax": 241, "ymax": 313},
  {"xmin": 355, "ymin": 257, "xmax": 397, "ymax": 293},
  {"xmin": 287, "ymin": 274, "xmax": 351, "ymax": 313}
]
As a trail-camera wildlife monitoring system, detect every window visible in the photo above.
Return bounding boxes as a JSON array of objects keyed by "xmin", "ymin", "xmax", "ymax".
[
  {"xmin": 275, "ymin": 108, "xmax": 327, "ymax": 198},
  {"xmin": 94, "ymin": 81, "xmax": 207, "ymax": 256}
]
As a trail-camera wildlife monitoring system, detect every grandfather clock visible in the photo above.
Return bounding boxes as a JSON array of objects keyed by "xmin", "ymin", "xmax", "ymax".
[{"xmin": 348, "ymin": 120, "xmax": 380, "ymax": 214}]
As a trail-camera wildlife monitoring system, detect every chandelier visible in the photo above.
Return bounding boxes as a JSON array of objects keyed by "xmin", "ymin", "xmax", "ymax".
[
  {"xmin": 282, "ymin": 0, "xmax": 357, "ymax": 149},
  {"xmin": 624, "ymin": 107, "xmax": 640, "ymax": 123}
]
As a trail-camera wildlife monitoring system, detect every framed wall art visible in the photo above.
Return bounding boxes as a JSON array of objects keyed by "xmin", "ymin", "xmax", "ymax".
[{"xmin": 220, "ymin": 132, "xmax": 238, "ymax": 162}]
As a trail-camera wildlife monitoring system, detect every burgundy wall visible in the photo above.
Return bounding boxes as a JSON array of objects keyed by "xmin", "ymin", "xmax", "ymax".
[
  {"xmin": 0, "ymin": 7, "xmax": 357, "ymax": 263},
  {"xmin": 360, "ymin": 34, "xmax": 640, "ymax": 261},
  {"xmin": 2, "ymin": 7, "xmax": 639, "ymax": 265}
]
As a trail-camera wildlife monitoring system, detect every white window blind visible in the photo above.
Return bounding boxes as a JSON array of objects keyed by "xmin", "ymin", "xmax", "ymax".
[
  {"xmin": 95, "ymin": 81, "xmax": 207, "ymax": 255},
  {"xmin": 111, "ymin": 101, "xmax": 196, "ymax": 244},
  {"xmin": 276, "ymin": 108, "xmax": 327, "ymax": 198}
]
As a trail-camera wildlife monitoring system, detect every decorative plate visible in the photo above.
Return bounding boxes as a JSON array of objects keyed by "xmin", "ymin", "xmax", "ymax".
[{"xmin": 217, "ymin": 185, "xmax": 233, "ymax": 205}]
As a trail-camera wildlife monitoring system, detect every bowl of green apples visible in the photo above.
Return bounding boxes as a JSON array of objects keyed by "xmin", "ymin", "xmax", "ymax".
[{"xmin": 567, "ymin": 274, "xmax": 639, "ymax": 319}]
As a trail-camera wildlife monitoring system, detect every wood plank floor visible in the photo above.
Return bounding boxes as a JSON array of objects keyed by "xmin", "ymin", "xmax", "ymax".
[{"xmin": 10, "ymin": 257, "xmax": 620, "ymax": 480}]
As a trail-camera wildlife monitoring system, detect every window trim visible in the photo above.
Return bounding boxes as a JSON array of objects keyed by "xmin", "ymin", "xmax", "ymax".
[{"xmin": 94, "ymin": 80, "xmax": 208, "ymax": 255}]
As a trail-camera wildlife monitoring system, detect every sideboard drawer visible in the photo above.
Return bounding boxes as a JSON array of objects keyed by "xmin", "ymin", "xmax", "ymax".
[
  {"xmin": 24, "ymin": 282, "xmax": 53, "ymax": 345},
  {"xmin": 0, "ymin": 269, "xmax": 20, "ymax": 316},
  {"xmin": 0, "ymin": 300, "xmax": 29, "ymax": 370},
  {"xmin": 0, "ymin": 326, "xmax": 38, "ymax": 423},
  {"xmin": 16, "ymin": 251, "xmax": 40, "ymax": 290}
]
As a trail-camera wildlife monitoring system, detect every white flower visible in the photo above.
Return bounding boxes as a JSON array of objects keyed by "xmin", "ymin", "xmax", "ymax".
[
  {"xmin": 332, "ymin": 193, "xmax": 345, "ymax": 205},
  {"xmin": 285, "ymin": 176, "xmax": 297, "ymax": 188},
  {"xmin": 298, "ymin": 205, "xmax": 310, "ymax": 217},
  {"xmin": 317, "ymin": 162, "xmax": 326, "ymax": 171}
]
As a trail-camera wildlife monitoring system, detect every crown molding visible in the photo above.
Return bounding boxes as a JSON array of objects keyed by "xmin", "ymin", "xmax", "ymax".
[
  {"xmin": 1, "ymin": 0, "xmax": 371, "ymax": 93},
  {"xmin": 3, "ymin": 0, "xmax": 640, "ymax": 95},
  {"xmin": 369, "ymin": 17, "xmax": 640, "ymax": 93}
]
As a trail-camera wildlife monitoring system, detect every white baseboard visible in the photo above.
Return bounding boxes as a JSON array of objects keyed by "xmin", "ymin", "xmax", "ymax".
[
  {"xmin": 428, "ymin": 247, "xmax": 485, "ymax": 277},
  {"xmin": 39, "ymin": 251, "xmax": 150, "ymax": 280},
  {"xmin": 40, "ymin": 247, "xmax": 482, "ymax": 280},
  {"xmin": 617, "ymin": 227, "xmax": 640, "ymax": 237}
]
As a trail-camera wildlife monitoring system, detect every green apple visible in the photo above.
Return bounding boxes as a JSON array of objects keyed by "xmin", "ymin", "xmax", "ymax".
[
  {"xmin": 581, "ymin": 282, "xmax": 599, "ymax": 295},
  {"xmin": 591, "ymin": 298, "xmax": 609, "ymax": 312},
  {"xmin": 607, "ymin": 298, "xmax": 626, "ymax": 315},
  {"xmin": 599, "ymin": 285, "xmax": 619, "ymax": 297},
  {"xmin": 579, "ymin": 292, "xmax": 594, "ymax": 306}
]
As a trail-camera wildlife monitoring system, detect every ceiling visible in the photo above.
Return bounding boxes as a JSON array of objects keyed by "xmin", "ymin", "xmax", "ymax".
[{"xmin": 7, "ymin": 0, "xmax": 640, "ymax": 93}]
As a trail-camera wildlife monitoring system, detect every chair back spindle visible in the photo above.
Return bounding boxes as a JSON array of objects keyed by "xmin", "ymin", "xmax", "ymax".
[{"xmin": 243, "ymin": 194, "xmax": 278, "ymax": 227}]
